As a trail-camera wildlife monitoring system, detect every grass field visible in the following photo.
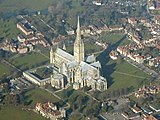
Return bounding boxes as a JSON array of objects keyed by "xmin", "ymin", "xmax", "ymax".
[
  {"xmin": 97, "ymin": 30, "xmax": 150, "ymax": 92},
  {"xmin": 0, "ymin": 105, "xmax": 46, "ymax": 120},
  {"xmin": 0, "ymin": 0, "xmax": 55, "ymax": 13},
  {"xmin": 0, "ymin": 18, "xmax": 21, "ymax": 39},
  {"xmin": 24, "ymin": 88, "xmax": 59, "ymax": 106},
  {"xmin": 9, "ymin": 52, "xmax": 49, "ymax": 69},
  {"xmin": 106, "ymin": 59, "xmax": 150, "ymax": 91},
  {"xmin": 99, "ymin": 31, "xmax": 131, "ymax": 45},
  {"xmin": 0, "ymin": 88, "xmax": 60, "ymax": 120},
  {"xmin": 0, "ymin": 63, "xmax": 12, "ymax": 79}
]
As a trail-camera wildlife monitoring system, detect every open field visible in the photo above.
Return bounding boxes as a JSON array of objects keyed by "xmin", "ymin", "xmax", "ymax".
[
  {"xmin": 0, "ymin": 105, "xmax": 46, "ymax": 120},
  {"xmin": 9, "ymin": 52, "xmax": 49, "ymax": 69},
  {"xmin": 0, "ymin": 0, "xmax": 55, "ymax": 13},
  {"xmin": 99, "ymin": 31, "xmax": 131, "ymax": 45},
  {"xmin": 24, "ymin": 88, "xmax": 59, "ymax": 106},
  {"xmin": 0, "ymin": 18, "xmax": 21, "ymax": 39},
  {"xmin": 105, "ymin": 59, "xmax": 151, "ymax": 91},
  {"xmin": 97, "ymin": 30, "xmax": 151, "ymax": 92},
  {"xmin": 0, "ymin": 63, "xmax": 12, "ymax": 79},
  {"xmin": 0, "ymin": 88, "xmax": 60, "ymax": 120}
]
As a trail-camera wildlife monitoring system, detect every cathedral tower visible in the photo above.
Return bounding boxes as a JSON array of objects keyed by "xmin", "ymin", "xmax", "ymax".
[
  {"xmin": 50, "ymin": 47, "xmax": 54, "ymax": 64},
  {"xmin": 50, "ymin": 46, "xmax": 56, "ymax": 64},
  {"xmin": 74, "ymin": 16, "xmax": 84, "ymax": 63}
]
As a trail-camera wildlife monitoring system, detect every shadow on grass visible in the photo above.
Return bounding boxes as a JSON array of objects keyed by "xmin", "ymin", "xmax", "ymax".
[
  {"xmin": 96, "ymin": 35, "xmax": 126, "ymax": 87},
  {"xmin": 20, "ymin": 89, "xmax": 34, "ymax": 106}
]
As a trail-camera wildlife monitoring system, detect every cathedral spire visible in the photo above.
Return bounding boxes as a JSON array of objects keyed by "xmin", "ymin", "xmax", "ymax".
[
  {"xmin": 76, "ymin": 16, "xmax": 81, "ymax": 41},
  {"xmin": 74, "ymin": 16, "xmax": 84, "ymax": 62}
]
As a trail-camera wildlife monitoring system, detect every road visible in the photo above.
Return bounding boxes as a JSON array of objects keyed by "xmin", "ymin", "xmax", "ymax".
[
  {"xmin": 32, "ymin": 15, "xmax": 55, "ymax": 32},
  {"xmin": 98, "ymin": 114, "xmax": 108, "ymax": 120},
  {"xmin": 39, "ymin": 18, "xmax": 55, "ymax": 32},
  {"xmin": 114, "ymin": 71, "xmax": 146, "ymax": 79},
  {"xmin": 1, "ymin": 59, "xmax": 22, "ymax": 72},
  {"xmin": 83, "ymin": 91, "xmax": 100, "ymax": 103}
]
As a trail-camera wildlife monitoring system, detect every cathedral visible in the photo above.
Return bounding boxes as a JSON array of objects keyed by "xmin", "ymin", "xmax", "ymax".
[{"xmin": 50, "ymin": 17, "xmax": 107, "ymax": 91}]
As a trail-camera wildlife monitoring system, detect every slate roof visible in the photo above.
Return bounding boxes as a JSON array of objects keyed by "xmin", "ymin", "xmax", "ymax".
[{"xmin": 56, "ymin": 48, "xmax": 74, "ymax": 61}]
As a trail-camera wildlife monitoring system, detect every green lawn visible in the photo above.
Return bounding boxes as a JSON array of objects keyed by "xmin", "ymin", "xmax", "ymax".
[
  {"xmin": 9, "ymin": 52, "xmax": 49, "ymax": 69},
  {"xmin": 99, "ymin": 31, "xmax": 131, "ymax": 45},
  {"xmin": 0, "ymin": 18, "xmax": 21, "ymax": 39},
  {"xmin": 0, "ymin": 63, "xmax": 12, "ymax": 79},
  {"xmin": 0, "ymin": 88, "xmax": 60, "ymax": 120},
  {"xmin": 24, "ymin": 88, "xmax": 59, "ymax": 106},
  {"xmin": 0, "ymin": 105, "xmax": 46, "ymax": 120},
  {"xmin": 106, "ymin": 59, "xmax": 150, "ymax": 91},
  {"xmin": 96, "ymin": 30, "xmax": 150, "ymax": 92},
  {"xmin": 0, "ymin": 0, "xmax": 56, "ymax": 12}
]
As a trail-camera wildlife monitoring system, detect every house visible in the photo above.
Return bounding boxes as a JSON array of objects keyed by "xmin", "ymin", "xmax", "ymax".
[
  {"xmin": 109, "ymin": 50, "xmax": 118, "ymax": 60},
  {"xmin": 131, "ymin": 106, "xmax": 142, "ymax": 114},
  {"xmin": 149, "ymin": 60, "xmax": 155, "ymax": 67},
  {"xmin": 66, "ymin": 28, "xmax": 75, "ymax": 35},
  {"xmin": 135, "ymin": 90, "xmax": 145, "ymax": 98},
  {"xmin": 135, "ymin": 55, "xmax": 144, "ymax": 64},
  {"xmin": 92, "ymin": 0, "xmax": 102, "ymax": 6},
  {"xmin": 35, "ymin": 102, "xmax": 66, "ymax": 120},
  {"xmin": 109, "ymin": 26, "xmax": 123, "ymax": 31},
  {"xmin": 149, "ymin": 104, "xmax": 160, "ymax": 112},
  {"xmin": 17, "ymin": 22, "xmax": 34, "ymax": 35},
  {"xmin": 128, "ymin": 18, "xmax": 137, "ymax": 25},
  {"xmin": 141, "ymin": 107, "xmax": 153, "ymax": 114},
  {"xmin": 147, "ymin": 86, "xmax": 157, "ymax": 94},
  {"xmin": 143, "ymin": 114, "xmax": 159, "ymax": 120},
  {"xmin": 17, "ymin": 47, "xmax": 28, "ymax": 54},
  {"xmin": 122, "ymin": 111, "xmax": 140, "ymax": 119},
  {"xmin": 18, "ymin": 34, "xmax": 49, "ymax": 47}
]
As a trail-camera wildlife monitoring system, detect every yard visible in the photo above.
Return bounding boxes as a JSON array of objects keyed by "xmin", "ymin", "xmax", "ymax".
[
  {"xmin": 23, "ymin": 88, "xmax": 59, "ymax": 107},
  {"xmin": 105, "ymin": 59, "xmax": 151, "ymax": 92},
  {"xmin": 0, "ymin": 105, "xmax": 46, "ymax": 120},
  {"xmin": 0, "ymin": 18, "xmax": 21, "ymax": 39},
  {"xmin": 9, "ymin": 52, "xmax": 49, "ymax": 70},
  {"xmin": 96, "ymin": 30, "xmax": 150, "ymax": 92},
  {"xmin": 0, "ymin": 63, "xmax": 12, "ymax": 79},
  {"xmin": 0, "ymin": 87, "xmax": 61, "ymax": 120},
  {"xmin": 0, "ymin": 0, "xmax": 55, "ymax": 13},
  {"xmin": 99, "ymin": 31, "xmax": 131, "ymax": 45}
]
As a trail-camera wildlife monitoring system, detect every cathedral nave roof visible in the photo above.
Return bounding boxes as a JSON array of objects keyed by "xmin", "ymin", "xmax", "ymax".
[{"xmin": 56, "ymin": 48, "xmax": 74, "ymax": 61}]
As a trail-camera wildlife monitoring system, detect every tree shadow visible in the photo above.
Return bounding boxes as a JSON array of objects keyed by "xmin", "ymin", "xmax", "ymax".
[{"xmin": 96, "ymin": 35, "xmax": 126, "ymax": 87}]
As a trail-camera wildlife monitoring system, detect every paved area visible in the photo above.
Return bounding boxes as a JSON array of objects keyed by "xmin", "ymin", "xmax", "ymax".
[
  {"xmin": 103, "ymin": 113, "xmax": 143, "ymax": 120},
  {"xmin": 104, "ymin": 113, "xmax": 124, "ymax": 120},
  {"xmin": 114, "ymin": 98, "xmax": 129, "ymax": 110}
]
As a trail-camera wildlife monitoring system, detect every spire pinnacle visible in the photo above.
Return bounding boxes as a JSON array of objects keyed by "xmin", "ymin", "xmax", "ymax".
[{"xmin": 76, "ymin": 16, "xmax": 81, "ymax": 40}]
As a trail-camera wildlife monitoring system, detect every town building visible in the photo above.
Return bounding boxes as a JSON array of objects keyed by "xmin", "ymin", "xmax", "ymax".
[
  {"xmin": 122, "ymin": 111, "xmax": 140, "ymax": 119},
  {"xmin": 109, "ymin": 50, "xmax": 118, "ymax": 60},
  {"xmin": 92, "ymin": 0, "xmax": 102, "ymax": 6},
  {"xmin": 135, "ymin": 55, "xmax": 144, "ymax": 64},
  {"xmin": 23, "ymin": 70, "xmax": 51, "ymax": 86},
  {"xmin": 35, "ymin": 102, "xmax": 66, "ymax": 120},
  {"xmin": 143, "ymin": 114, "xmax": 159, "ymax": 120},
  {"xmin": 17, "ymin": 22, "xmax": 34, "ymax": 35},
  {"xmin": 149, "ymin": 104, "xmax": 160, "ymax": 112}
]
